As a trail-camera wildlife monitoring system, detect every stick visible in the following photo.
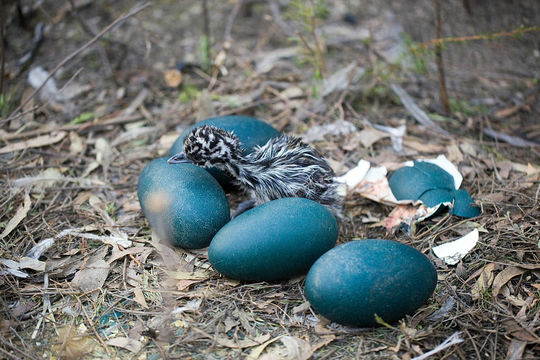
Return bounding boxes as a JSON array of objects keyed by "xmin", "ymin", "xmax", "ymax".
[
  {"xmin": 414, "ymin": 25, "xmax": 540, "ymax": 50},
  {"xmin": 434, "ymin": 0, "xmax": 450, "ymax": 114},
  {"xmin": 201, "ymin": 0, "xmax": 211, "ymax": 71},
  {"xmin": 390, "ymin": 83, "xmax": 449, "ymax": 136},
  {"xmin": 1, "ymin": 113, "xmax": 142, "ymax": 141},
  {"xmin": 224, "ymin": 0, "xmax": 244, "ymax": 46},
  {"xmin": 0, "ymin": 2, "xmax": 5, "ymax": 96},
  {"xmin": 483, "ymin": 127, "xmax": 539, "ymax": 147},
  {"xmin": 8, "ymin": 2, "xmax": 151, "ymax": 119},
  {"xmin": 76, "ymin": 295, "xmax": 111, "ymax": 356},
  {"xmin": 410, "ymin": 332, "xmax": 463, "ymax": 360}
]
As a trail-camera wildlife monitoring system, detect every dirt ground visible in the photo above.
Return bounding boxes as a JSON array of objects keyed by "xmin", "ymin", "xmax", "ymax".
[{"xmin": 1, "ymin": 0, "xmax": 539, "ymax": 359}]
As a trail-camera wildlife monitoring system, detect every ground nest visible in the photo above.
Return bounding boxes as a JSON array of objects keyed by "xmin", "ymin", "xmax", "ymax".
[{"xmin": 0, "ymin": 1, "xmax": 539, "ymax": 359}]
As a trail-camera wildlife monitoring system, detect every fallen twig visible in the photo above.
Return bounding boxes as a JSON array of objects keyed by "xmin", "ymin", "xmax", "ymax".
[
  {"xmin": 411, "ymin": 332, "xmax": 464, "ymax": 360},
  {"xmin": 223, "ymin": 0, "xmax": 244, "ymax": 46},
  {"xmin": 483, "ymin": 127, "xmax": 539, "ymax": 147},
  {"xmin": 434, "ymin": 0, "xmax": 450, "ymax": 114},
  {"xmin": 16, "ymin": 22, "xmax": 44, "ymax": 74},
  {"xmin": 390, "ymin": 83, "xmax": 449, "ymax": 136},
  {"xmin": 1, "ymin": 113, "xmax": 142, "ymax": 141},
  {"xmin": 412, "ymin": 25, "xmax": 540, "ymax": 51}
]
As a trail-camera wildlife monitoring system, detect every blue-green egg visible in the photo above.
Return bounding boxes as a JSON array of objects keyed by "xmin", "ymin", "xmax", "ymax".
[
  {"xmin": 305, "ymin": 239, "xmax": 437, "ymax": 327},
  {"xmin": 138, "ymin": 158, "xmax": 230, "ymax": 249},
  {"xmin": 169, "ymin": 115, "xmax": 280, "ymax": 187},
  {"xmin": 209, "ymin": 198, "xmax": 338, "ymax": 281}
]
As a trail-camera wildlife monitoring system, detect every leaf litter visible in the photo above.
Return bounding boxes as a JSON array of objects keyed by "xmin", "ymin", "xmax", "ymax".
[{"xmin": 0, "ymin": 1, "xmax": 539, "ymax": 359}]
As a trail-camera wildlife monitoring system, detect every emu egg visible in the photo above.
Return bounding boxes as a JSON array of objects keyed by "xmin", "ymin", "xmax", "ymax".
[
  {"xmin": 169, "ymin": 115, "xmax": 280, "ymax": 187},
  {"xmin": 138, "ymin": 158, "xmax": 230, "ymax": 249},
  {"xmin": 209, "ymin": 198, "xmax": 338, "ymax": 281},
  {"xmin": 305, "ymin": 239, "xmax": 437, "ymax": 327}
]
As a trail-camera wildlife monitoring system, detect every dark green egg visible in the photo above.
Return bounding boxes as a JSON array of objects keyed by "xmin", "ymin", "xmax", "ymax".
[
  {"xmin": 209, "ymin": 198, "xmax": 338, "ymax": 281},
  {"xmin": 305, "ymin": 239, "xmax": 437, "ymax": 327},
  {"xmin": 169, "ymin": 115, "xmax": 280, "ymax": 187},
  {"xmin": 137, "ymin": 158, "xmax": 230, "ymax": 249}
]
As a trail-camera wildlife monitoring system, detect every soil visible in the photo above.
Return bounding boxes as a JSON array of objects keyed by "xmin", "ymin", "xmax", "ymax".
[{"xmin": 1, "ymin": 0, "xmax": 539, "ymax": 359}]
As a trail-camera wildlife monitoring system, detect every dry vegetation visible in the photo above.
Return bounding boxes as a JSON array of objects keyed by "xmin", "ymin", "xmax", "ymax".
[{"xmin": 1, "ymin": 0, "xmax": 539, "ymax": 359}]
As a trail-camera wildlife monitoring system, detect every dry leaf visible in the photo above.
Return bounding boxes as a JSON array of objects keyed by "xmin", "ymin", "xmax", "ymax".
[
  {"xmin": 506, "ymin": 340, "xmax": 526, "ymax": 360},
  {"xmin": 459, "ymin": 142, "xmax": 477, "ymax": 157},
  {"xmin": 158, "ymin": 132, "xmax": 180, "ymax": 155},
  {"xmin": 279, "ymin": 336, "xmax": 312, "ymax": 360},
  {"xmin": 1, "ymin": 193, "xmax": 31, "ymax": 239},
  {"xmin": 54, "ymin": 325, "xmax": 97, "ymax": 358},
  {"xmin": 446, "ymin": 143, "xmax": 463, "ymax": 163},
  {"xmin": 495, "ymin": 105, "xmax": 521, "ymax": 119},
  {"xmin": 167, "ymin": 269, "xmax": 211, "ymax": 281},
  {"xmin": 356, "ymin": 128, "xmax": 389, "ymax": 148},
  {"xmin": 172, "ymin": 298, "xmax": 202, "ymax": 315},
  {"xmin": 503, "ymin": 319, "xmax": 540, "ymax": 343},
  {"xmin": 71, "ymin": 259, "xmax": 110, "ymax": 292},
  {"xmin": 280, "ymin": 86, "xmax": 303, "ymax": 99},
  {"xmin": 292, "ymin": 302, "xmax": 311, "ymax": 314},
  {"xmin": 133, "ymin": 288, "xmax": 148, "ymax": 309},
  {"xmin": 0, "ymin": 131, "xmax": 66, "ymax": 154},
  {"xmin": 497, "ymin": 161, "xmax": 513, "ymax": 179},
  {"xmin": 256, "ymin": 336, "xmax": 313, "ymax": 360},
  {"xmin": 108, "ymin": 246, "xmax": 148, "ymax": 264},
  {"xmin": 173, "ymin": 279, "xmax": 200, "ymax": 291},
  {"xmin": 17, "ymin": 257, "xmax": 46, "ymax": 272},
  {"xmin": 69, "ymin": 132, "xmax": 85, "ymax": 155},
  {"xmin": 106, "ymin": 337, "xmax": 143, "ymax": 353},
  {"xmin": 403, "ymin": 137, "xmax": 445, "ymax": 153},
  {"xmin": 248, "ymin": 336, "xmax": 283, "ymax": 360},
  {"xmin": 255, "ymin": 47, "xmax": 297, "ymax": 73},
  {"xmin": 492, "ymin": 266, "xmax": 527, "ymax": 297},
  {"xmin": 471, "ymin": 263, "xmax": 496, "ymax": 300}
]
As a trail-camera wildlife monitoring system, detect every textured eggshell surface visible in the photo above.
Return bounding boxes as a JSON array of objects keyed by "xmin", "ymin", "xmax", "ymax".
[
  {"xmin": 389, "ymin": 161, "xmax": 455, "ymax": 200},
  {"xmin": 305, "ymin": 239, "xmax": 437, "ymax": 327},
  {"xmin": 389, "ymin": 161, "xmax": 480, "ymax": 218},
  {"xmin": 452, "ymin": 189, "xmax": 481, "ymax": 218},
  {"xmin": 137, "ymin": 158, "xmax": 230, "ymax": 249},
  {"xmin": 169, "ymin": 116, "xmax": 280, "ymax": 187},
  {"xmin": 209, "ymin": 198, "xmax": 338, "ymax": 281}
]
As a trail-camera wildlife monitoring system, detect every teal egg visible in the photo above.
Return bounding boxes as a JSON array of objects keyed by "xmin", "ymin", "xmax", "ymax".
[
  {"xmin": 209, "ymin": 198, "xmax": 338, "ymax": 281},
  {"xmin": 169, "ymin": 115, "xmax": 280, "ymax": 187},
  {"xmin": 137, "ymin": 158, "xmax": 230, "ymax": 249},
  {"xmin": 305, "ymin": 239, "xmax": 437, "ymax": 327}
]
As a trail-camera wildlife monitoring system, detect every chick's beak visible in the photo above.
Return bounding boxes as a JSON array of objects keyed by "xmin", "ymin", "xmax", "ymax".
[{"xmin": 167, "ymin": 152, "xmax": 192, "ymax": 164}]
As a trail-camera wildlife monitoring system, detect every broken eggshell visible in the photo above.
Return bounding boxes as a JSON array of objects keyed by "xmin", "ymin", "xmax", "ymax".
[
  {"xmin": 388, "ymin": 161, "xmax": 479, "ymax": 218},
  {"xmin": 169, "ymin": 115, "xmax": 280, "ymax": 188}
]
